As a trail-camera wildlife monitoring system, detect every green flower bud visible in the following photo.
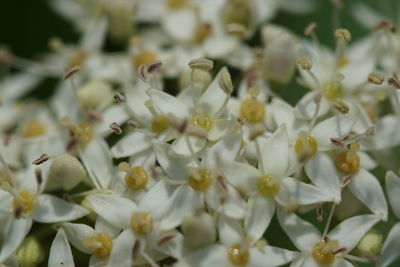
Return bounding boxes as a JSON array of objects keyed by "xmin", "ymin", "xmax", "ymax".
[{"xmin": 16, "ymin": 236, "xmax": 44, "ymax": 267}]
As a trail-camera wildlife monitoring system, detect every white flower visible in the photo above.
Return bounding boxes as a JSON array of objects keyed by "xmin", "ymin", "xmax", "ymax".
[{"xmin": 48, "ymin": 228, "xmax": 75, "ymax": 267}]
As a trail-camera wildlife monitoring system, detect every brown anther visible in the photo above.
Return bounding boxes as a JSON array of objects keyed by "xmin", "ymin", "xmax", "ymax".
[
  {"xmin": 304, "ymin": 22, "xmax": 317, "ymax": 36},
  {"xmin": 85, "ymin": 109, "xmax": 102, "ymax": 121},
  {"xmin": 333, "ymin": 99, "xmax": 350, "ymax": 114},
  {"xmin": 313, "ymin": 93, "xmax": 322, "ymax": 103},
  {"xmin": 373, "ymin": 20, "xmax": 396, "ymax": 32},
  {"xmin": 63, "ymin": 67, "xmax": 80, "ymax": 80},
  {"xmin": 316, "ymin": 204, "xmax": 323, "ymax": 222},
  {"xmin": 32, "ymin": 154, "xmax": 49, "ymax": 165},
  {"xmin": 388, "ymin": 77, "xmax": 400, "ymax": 88},
  {"xmin": 332, "ymin": 247, "xmax": 347, "ymax": 255},
  {"xmin": 157, "ymin": 234, "xmax": 176, "ymax": 246},
  {"xmin": 14, "ymin": 204, "xmax": 23, "ymax": 219},
  {"xmin": 109, "ymin": 122, "xmax": 122, "ymax": 135},
  {"xmin": 227, "ymin": 23, "xmax": 247, "ymax": 36},
  {"xmin": 334, "ymin": 29, "xmax": 351, "ymax": 43},
  {"xmin": 128, "ymin": 120, "xmax": 138, "ymax": 128},
  {"xmin": 217, "ymin": 176, "xmax": 228, "ymax": 192},
  {"xmin": 323, "ymin": 235, "xmax": 330, "ymax": 243},
  {"xmin": 341, "ymin": 175, "xmax": 352, "ymax": 188},
  {"xmin": 218, "ymin": 68, "xmax": 233, "ymax": 94},
  {"xmin": 113, "ymin": 93, "xmax": 125, "ymax": 103},
  {"xmin": 330, "ymin": 138, "xmax": 345, "ymax": 148},
  {"xmin": 35, "ymin": 168, "xmax": 43, "ymax": 185},
  {"xmin": 297, "ymin": 57, "xmax": 312, "ymax": 70},
  {"xmin": 147, "ymin": 60, "xmax": 162, "ymax": 74},
  {"xmin": 138, "ymin": 65, "xmax": 148, "ymax": 82},
  {"xmin": 368, "ymin": 72, "xmax": 385, "ymax": 85},
  {"xmin": 188, "ymin": 58, "xmax": 214, "ymax": 71}
]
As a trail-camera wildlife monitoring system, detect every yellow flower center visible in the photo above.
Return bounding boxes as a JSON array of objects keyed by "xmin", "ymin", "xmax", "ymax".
[
  {"xmin": 133, "ymin": 50, "xmax": 157, "ymax": 68},
  {"xmin": 167, "ymin": 0, "xmax": 188, "ymax": 9},
  {"xmin": 12, "ymin": 191, "xmax": 37, "ymax": 215},
  {"xmin": 151, "ymin": 115, "xmax": 170, "ymax": 133},
  {"xmin": 22, "ymin": 120, "xmax": 46, "ymax": 137},
  {"xmin": 124, "ymin": 166, "xmax": 149, "ymax": 190},
  {"xmin": 312, "ymin": 241, "xmax": 339, "ymax": 264},
  {"xmin": 191, "ymin": 113, "xmax": 213, "ymax": 131},
  {"xmin": 338, "ymin": 57, "xmax": 350, "ymax": 69},
  {"xmin": 322, "ymin": 81, "xmax": 344, "ymax": 100},
  {"xmin": 240, "ymin": 99, "xmax": 265, "ymax": 123},
  {"xmin": 334, "ymin": 143, "xmax": 361, "ymax": 174},
  {"xmin": 68, "ymin": 49, "xmax": 87, "ymax": 68},
  {"xmin": 131, "ymin": 211, "xmax": 154, "ymax": 236},
  {"xmin": 227, "ymin": 244, "xmax": 250, "ymax": 265},
  {"xmin": 82, "ymin": 233, "xmax": 113, "ymax": 258},
  {"xmin": 188, "ymin": 169, "xmax": 213, "ymax": 191},
  {"xmin": 256, "ymin": 175, "xmax": 280, "ymax": 197},
  {"xmin": 295, "ymin": 131, "xmax": 318, "ymax": 160}
]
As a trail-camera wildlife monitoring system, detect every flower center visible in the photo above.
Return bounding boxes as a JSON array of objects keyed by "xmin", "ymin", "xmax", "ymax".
[
  {"xmin": 227, "ymin": 244, "xmax": 250, "ymax": 266},
  {"xmin": 133, "ymin": 50, "xmax": 157, "ymax": 68},
  {"xmin": 21, "ymin": 120, "xmax": 46, "ymax": 137},
  {"xmin": 61, "ymin": 118, "xmax": 94, "ymax": 148},
  {"xmin": 123, "ymin": 165, "xmax": 149, "ymax": 190},
  {"xmin": 12, "ymin": 191, "xmax": 37, "ymax": 215},
  {"xmin": 191, "ymin": 113, "xmax": 213, "ymax": 131},
  {"xmin": 131, "ymin": 211, "xmax": 154, "ymax": 236},
  {"xmin": 334, "ymin": 143, "xmax": 360, "ymax": 174},
  {"xmin": 167, "ymin": 0, "xmax": 188, "ymax": 9},
  {"xmin": 151, "ymin": 115, "xmax": 170, "ymax": 133},
  {"xmin": 312, "ymin": 241, "xmax": 340, "ymax": 264},
  {"xmin": 240, "ymin": 99, "xmax": 265, "ymax": 123},
  {"xmin": 221, "ymin": 0, "xmax": 252, "ymax": 30},
  {"xmin": 338, "ymin": 57, "xmax": 350, "ymax": 69},
  {"xmin": 193, "ymin": 23, "xmax": 212, "ymax": 44},
  {"xmin": 256, "ymin": 175, "xmax": 280, "ymax": 197},
  {"xmin": 295, "ymin": 131, "xmax": 318, "ymax": 160},
  {"xmin": 82, "ymin": 233, "xmax": 113, "ymax": 258},
  {"xmin": 322, "ymin": 81, "xmax": 344, "ymax": 100},
  {"xmin": 188, "ymin": 168, "xmax": 213, "ymax": 191},
  {"xmin": 68, "ymin": 49, "xmax": 87, "ymax": 68}
]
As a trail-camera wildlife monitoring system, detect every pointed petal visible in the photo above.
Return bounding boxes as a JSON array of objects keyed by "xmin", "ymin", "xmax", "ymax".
[
  {"xmin": 386, "ymin": 171, "xmax": 400, "ymax": 219},
  {"xmin": 61, "ymin": 222, "xmax": 95, "ymax": 254},
  {"xmin": 139, "ymin": 180, "xmax": 172, "ymax": 220},
  {"xmin": 111, "ymin": 132, "xmax": 152, "ymax": 158},
  {"xmin": 175, "ymin": 244, "xmax": 227, "ymax": 267},
  {"xmin": 34, "ymin": 194, "xmax": 89, "ymax": 223},
  {"xmin": 204, "ymin": 132, "xmax": 242, "ymax": 167},
  {"xmin": 378, "ymin": 222, "xmax": 400, "ymax": 267},
  {"xmin": 0, "ymin": 218, "xmax": 32, "ymax": 262},
  {"xmin": 295, "ymin": 92, "xmax": 330, "ymax": 120},
  {"xmin": 48, "ymin": 228, "xmax": 75, "ymax": 267},
  {"xmin": 261, "ymin": 125, "xmax": 289, "ymax": 177},
  {"xmin": 221, "ymin": 160, "xmax": 261, "ymax": 193},
  {"xmin": 148, "ymin": 89, "xmax": 191, "ymax": 118},
  {"xmin": 245, "ymin": 195, "xmax": 275, "ymax": 241},
  {"xmin": 107, "ymin": 229, "xmax": 135, "ymax": 267},
  {"xmin": 218, "ymin": 215, "xmax": 244, "ymax": 246},
  {"xmin": 171, "ymin": 135, "xmax": 207, "ymax": 156}
]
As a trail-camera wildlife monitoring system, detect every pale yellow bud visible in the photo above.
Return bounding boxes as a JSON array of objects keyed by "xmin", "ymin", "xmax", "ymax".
[
  {"xmin": 77, "ymin": 80, "xmax": 113, "ymax": 110},
  {"xmin": 182, "ymin": 210, "xmax": 216, "ymax": 249},
  {"xmin": 16, "ymin": 236, "xmax": 44, "ymax": 267},
  {"xmin": 357, "ymin": 229, "xmax": 382, "ymax": 256},
  {"xmin": 179, "ymin": 68, "xmax": 212, "ymax": 92},
  {"xmin": 48, "ymin": 154, "xmax": 87, "ymax": 191}
]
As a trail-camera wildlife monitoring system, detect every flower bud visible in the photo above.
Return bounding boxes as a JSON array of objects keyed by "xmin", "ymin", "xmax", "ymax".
[
  {"xmin": 48, "ymin": 154, "xmax": 87, "ymax": 191},
  {"xmin": 356, "ymin": 229, "xmax": 382, "ymax": 256},
  {"xmin": 181, "ymin": 210, "xmax": 216, "ymax": 249},
  {"xmin": 77, "ymin": 80, "xmax": 113, "ymax": 110},
  {"xmin": 16, "ymin": 236, "xmax": 44, "ymax": 267},
  {"xmin": 179, "ymin": 68, "xmax": 212, "ymax": 92},
  {"xmin": 218, "ymin": 68, "xmax": 233, "ymax": 94},
  {"xmin": 103, "ymin": 0, "xmax": 134, "ymax": 44}
]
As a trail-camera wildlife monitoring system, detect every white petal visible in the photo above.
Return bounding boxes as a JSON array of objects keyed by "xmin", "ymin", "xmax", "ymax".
[
  {"xmin": 221, "ymin": 160, "xmax": 261, "ymax": 193},
  {"xmin": 328, "ymin": 214, "xmax": 380, "ymax": 251},
  {"xmin": 207, "ymin": 183, "xmax": 246, "ymax": 219},
  {"xmin": 111, "ymin": 131, "xmax": 152, "ymax": 158},
  {"xmin": 94, "ymin": 104, "xmax": 129, "ymax": 136},
  {"xmin": 378, "ymin": 222, "xmax": 400, "ymax": 267},
  {"xmin": 245, "ymin": 195, "xmax": 275, "ymax": 241},
  {"xmin": 276, "ymin": 207, "xmax": 321, "ymax": 251},
  {"xmin": 107, "ymin": 229, "xmax": 135, "ymax": 267},
  {"xmin": 359, "ymin": 151, "xmax": 377, "ymax": 170},
  {"xmin": 272, "ymin": 98, "xmax": 307, "ymax": 139},
  {"xmin": 86, "ymin": 194, "xmax": 137, "ymax": 229},
  {"xmin": 348, "ymin": 169, "xmax": 388, "ymax": 220},
  {"xmin": 61, "ymin": 222, "xmax": 95, "ymax": 254},
  {"xmin": 171, "ymin": 135, "xmax": 207, "ymax": 156},
  {"xmin": 160, "ymin": 185, "xmax": 202, "ymax": 230},
  {"xmin": 148, "ymin": 89, "xmax": 191, "ymax": 118},
  {"xmin": 294, "ymin": 92, "xmax": 330, "ymax": 120},
  {"xmin": 249, "ymin": 246, "xmax": 299, "ymax": 267},
  {"xmin": 175, "ymin": 244, "xmax": 227, "ymax": 267},
  {"xmin": 261, "ymin": 125, "xmax": 289, "ymax": 176},
  {"xmin": 34, "ymin": 194, "xmax": 89, "ymax": 223},
  {"xmin": 218, "ymin": 215, "xmax": 243, "ymax": 246},
  {"xmin": 80, "ymin": 139, "xmax": 112, "ymax": 189},
  {"xmin": 304, "ymin": 152, "xmax": 341, "ymax": 203},
  {"xmin": 360, "ymin": 115, "xmax": 400, "ymax": 150},
  {"xmin": 48, "ymin": 228, "xmax": 75, "ymax": 267},
  {"xmin": 151, "ymin": 229, "xmax": 184, "ymax": 259},
  {"xmin": 290, "ymin": 254, "xmax": 308, "ymax": 267},
  {"xmin": 95, "ymin": 217, "xmax": 120, "ymax": 239},
  {"xmin": 0, "ymin": 218, "xmax": 32, "ymax": 262},
  {"xmin": 278, "ymin": 177, "xmax": 332, "ymax": 205},
  {"xmin": 207, "ymin": 119, "xmax": 233, "ymax": 142},
  {"xmin": 204, "ymin": 132, "xmax": 242, "ymax": 167},
  {"xmin": 139, "ymin": 180, "xmax": 172, "ymax": 220},
  {"xmin": 385, "ymin": 171, "xmax": 400, "ymax": 219},
  {"xmin": 333, "ymin": 259, "xmax": 355, "ymax": 267},
  {"xmin": 162, "ymin": 10, "xmax": 196, "ymax": 42},
  {"xmin": 295, "ymin": 254, "xmax": 319, "ymax": 267}
]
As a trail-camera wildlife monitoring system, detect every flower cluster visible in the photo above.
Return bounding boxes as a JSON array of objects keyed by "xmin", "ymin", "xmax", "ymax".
[{"xmin": 1, "ymin": 0, "xmax": 400, "ymax": 266}]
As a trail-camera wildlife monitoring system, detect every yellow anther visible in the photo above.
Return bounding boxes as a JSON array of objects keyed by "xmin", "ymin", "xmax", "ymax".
[
  {"xmin": 82, "ymin": 233, "xmax": 113, "ymax": 258},
  {"xmin": 131, "ymin": 211, "xmax": 154, "ymax": 236},
  {"xmin": 227, "ymin": 244, "xmax": 250, "ymax": 265},
  {"xmin": 167, "ymin": 0, "xmax": 188, "ymax": 9},
  {"xmin": 21, "ymin": 120, "xmax": 46, "ymax": 137},
  {"xmin": 295, "ymin": 131, "xmax": 318, "ymax": 159},
  {"xmin": 240, "ymin": 99, "xmax": 265, "ymax": 123},
  {"xmin": 12, "ymin": 191, "xmax": 37, "ymax": 215},
  {"xmin": 335, "ymin": 29, "xmax": 351, "ymax": 43},
  {"xmin": 335, "ymin": 151, "xmax": 360, "ymax": 174},
  {"xmin": 322, "ymin": 81, "xmax": 344, "ymax": 100},
  {"xmin": 123, "ymin": 166, "xmax": 149, "ymax": 190},
  {"xmin": 188, "ymin": 169, "xmax": 213, "ymax": 191},
  {"xmin": 256, "ymin": 175, "xmax": 280, "ymax": 197},
  {"xmin": 297, "ymin": 56, "xmax": 312, "ymax": 70},
  {"xmin": 312, "ymin": 241, "xmax": 338, "ymax": 264},
  {"xmin": 133, "ymin": 50, "xmax": 157, "ymax": 68},
  {"xmin": 191, "ymin": 113, "xmax": 213, "ymax": 131}
]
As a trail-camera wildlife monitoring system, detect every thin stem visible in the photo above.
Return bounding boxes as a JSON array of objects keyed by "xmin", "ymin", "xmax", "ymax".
[{"xmin": 322, "ymin": 203, "xmax": 336, "ymax": 240}]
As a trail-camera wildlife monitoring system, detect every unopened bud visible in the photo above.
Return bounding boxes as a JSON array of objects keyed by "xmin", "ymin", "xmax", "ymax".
[
  {"xmin": 16, "ymin": 236, "xmax": 44, "ymax": 267},
  {"xmin": 48, "ymin": 154, "xmax": 87, "ymax": 191},
  {"xmin": 334, "ymin": 29, "xmax": 351, "ymax": 43},
  {"xmin": 388, "ymin": 77, "xmax": 400, "ymax": 88},
  {"xmin": 77, "ymin": 80, "xmax": 113, "ymax": 110},
  {"xmin": 304, "ymin": 22, "xmax": 317, "ymax": 36},
  {"xmin": 368, "ymin": 72, "xmax": 385, "ymax": 85},
  {"xmin": 109, "ymin": 122, "xmax": 122, "ymax": 135},
  {"xmin": 357, "ymin": 229, "xmax": 383, "ymax": 256},
  {"xmin": 297, "ymin": 57, "xmax": 312, "ymax": 70},
  {"xmin": 333, "ymin": 99, "xmax": 350, "ymax": 114},
  {"xmin": 182, "ymin": 210, "xmax": 216, "ymax": 249},
  {"xmin": 218, "ymin": 68, "xmax": 233, "ymax": 94},
  {"xmin": 188, "ymin": 58, "xmax": 214, "ymax": 71}
]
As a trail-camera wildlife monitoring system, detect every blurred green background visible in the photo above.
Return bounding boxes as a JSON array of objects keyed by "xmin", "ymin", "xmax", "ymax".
[{"xmin": 1, "ymin": 0, "xmax": 400, "ymax": 266}]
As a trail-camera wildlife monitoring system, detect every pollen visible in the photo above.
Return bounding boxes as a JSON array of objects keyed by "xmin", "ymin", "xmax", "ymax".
[
  {"xmin": 167, "ymin": 0, "xmax": 188, "ymax": 9},
  {"xmin": 82, "ymin": 233, "xmax": 113, "ymax": 258},
  {"xmin": 12, "ymin": 191, "xmax": 37, "ymax": 215},
  {"xmin": 295, "ymin": 131, "xmax": 318, "ymax": 160},
  {"xmin": 240, "ymin": 87, "xmax": 265, "ymax": 123},
  {"xmin": 119, "ymin": 162, "xmax": 149, "ymax": 190},
  {"xmin": 312, "ymin": 241, "xmax": 339, "ymax": 264},
  {"xmin": 188, "ymin": 168, "xmax": 213, "ymax": 191},
  {"xmin": 131, "ymin": 211, "xmax": 154, "ymax": 236},
  {"xmin": 191, "ymin": 113, "xmax": 213, "ymax": 131},
  {"xmin": 322, "ymin": 81, "xmax": 344, "ymax": 100},
  {"xmin": 21, "ymin": 120, "xmax": 46, "ymax": 137},
  {"xmin": 334, "ymin": 147, "xmax": 360, "ymax": 174},
  {"xmin": 227, "ymin": 244, "xmax": 250, "ymax": 266},
  {"xmin": 151, "ymin": 115, "xmax": 170, "ymax": 133},
  {"xmin": 133, "ymin": 50, "xmax": 157, "ymax": 68},
  {"xmin": 256, "ymin": 175, "xmax": 280, "ymax": 197}
]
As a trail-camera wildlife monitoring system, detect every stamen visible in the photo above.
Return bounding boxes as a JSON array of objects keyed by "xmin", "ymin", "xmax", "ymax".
[
  {"xmin": 32, "ymin": 154, "xmax": 49, "ymax": 165},
  {"xmin": 368, "ymin": 72, "xmax": 385, "ymax": 85},
  {"xmin": 113, "ymin": 93, "xmax": 125, "ymax": 103},
  {"xmin": 309, "ymin": 93, "xmax": 321, "ymax": 132},
  {"xmin": 109, "ymin": 122, "xmax": 122, "ymax": 135},
  {"xmin": 240, "ymin": 87, "xmax": 265, "ymax": 123},
  {"xmin": 333, "ymin": 99, "xmax": 350, "ymax": 114},
  {"xmin": 35, "ymin": 168, "xmax": 43, "ymax": 186},
  {"xmin": 316, "ymin": 204, "xmax": 323, "ymax": 222},
  {"xmin": 322, "ymin": 203, "xmax": 336, "ymax": 240},
  {"xmin": 63, "ymin": 67, "xmax": 81, "ymax": 80}
]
